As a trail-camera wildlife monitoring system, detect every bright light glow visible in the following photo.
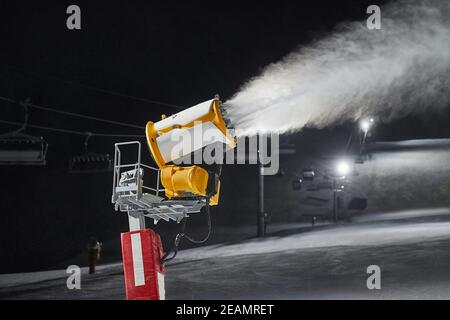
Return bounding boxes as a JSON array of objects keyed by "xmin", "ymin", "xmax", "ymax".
[
  {"xmin": 336, "ymin": 160, "xmax": 351, "ymax": 177},
  {"xmin": 360, "ymin": 119, "xmax": 371, "ymax": 132}
]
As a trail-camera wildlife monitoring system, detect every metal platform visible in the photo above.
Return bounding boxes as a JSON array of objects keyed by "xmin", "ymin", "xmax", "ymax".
[{"xmin": 112, "ymin": 141, "xmax": 206, "ymax": 223}]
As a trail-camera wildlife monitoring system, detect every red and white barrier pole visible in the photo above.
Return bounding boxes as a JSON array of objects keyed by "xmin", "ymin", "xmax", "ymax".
[{"xmin": 121, "ymin": 228, "xmax": 166, "ymax": 300}]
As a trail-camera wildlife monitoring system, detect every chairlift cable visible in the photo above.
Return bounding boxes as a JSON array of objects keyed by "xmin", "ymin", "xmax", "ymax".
[
  {"xmin": 0, "ymin": 119, "xmax": 145, "ymax": 138},
  {"xmin": 2, "ymin": 64, "xmax": 184, "ymax": 110},
  {"xmin": 0, "ymin": 95, "xmax": 145, "ymax": 130}
]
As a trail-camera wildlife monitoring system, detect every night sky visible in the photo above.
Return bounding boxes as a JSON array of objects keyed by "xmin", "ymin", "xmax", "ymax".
[{"xmin": 1, "ymin": 0, "xmax": 449, "ymax": 273}]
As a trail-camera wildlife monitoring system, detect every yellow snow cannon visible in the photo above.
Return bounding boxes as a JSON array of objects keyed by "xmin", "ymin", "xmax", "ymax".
[{"xmin": 145, "ymin": 96, "xmax": 236, "ymax": 205}]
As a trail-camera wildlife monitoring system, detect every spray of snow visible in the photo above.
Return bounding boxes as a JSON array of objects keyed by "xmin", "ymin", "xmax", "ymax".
[{"xmin": 224, "ymin": 0, "xmax": 450, "ymax": 136}]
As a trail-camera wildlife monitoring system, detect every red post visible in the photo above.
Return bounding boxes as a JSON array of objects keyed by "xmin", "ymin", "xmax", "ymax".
[{"xmin": 121, "ymin": 229, "xmax": 166, "ymax": 300}]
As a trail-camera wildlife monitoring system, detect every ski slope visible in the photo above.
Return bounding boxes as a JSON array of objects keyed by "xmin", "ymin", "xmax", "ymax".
[{"xmin": 1, "ymin": 207, "xmax": 450, "ymax": 299}]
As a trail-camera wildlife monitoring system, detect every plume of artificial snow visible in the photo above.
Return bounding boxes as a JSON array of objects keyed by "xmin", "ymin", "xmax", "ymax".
[{"xmin": 225, "ymin": 0, "xmax": 450, "ymax": 136}]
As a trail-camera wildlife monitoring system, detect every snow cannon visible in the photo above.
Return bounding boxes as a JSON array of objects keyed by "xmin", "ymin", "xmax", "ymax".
[
  {"xmin": 112, "ymin": 96, "xmax": 236, "ymax": 224},
  {"xmin": 145, "ymin": 96, "xmax": 236, "ymax": 206},
  {"xmin": 111, "ymin": 97, "xmax": 236, "ymax": 301}
]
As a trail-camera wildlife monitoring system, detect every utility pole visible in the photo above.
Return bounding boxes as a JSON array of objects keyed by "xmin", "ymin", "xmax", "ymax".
[
  {"xmin": 257, "ymin": 162, "xmax": 266, "ymax": 237},
  {"xmin": 332, "ymin": 178, "xmax": 338, "ymax": 223}
]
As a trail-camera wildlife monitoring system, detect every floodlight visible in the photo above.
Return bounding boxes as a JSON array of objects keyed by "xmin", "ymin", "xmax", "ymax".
[
  {"xmin": 360, "ymin": 117, "xmax": 375, "ymax": 132},
  {"xmin": 336, "ymin": 160, "xmax": 351, "ymax": 177},
  {"xmin": 360, "ymin": 119, "xmax": 370, "ymax": 132}
]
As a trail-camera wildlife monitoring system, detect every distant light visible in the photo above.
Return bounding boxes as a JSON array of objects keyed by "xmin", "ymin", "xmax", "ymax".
[
  {"xmin": 360, "ymin": 119, "xmax": 371, "ymax": 132},
  {"xmin": 336, "ymin": 160, "xmax": 351, "ymax": 177}
]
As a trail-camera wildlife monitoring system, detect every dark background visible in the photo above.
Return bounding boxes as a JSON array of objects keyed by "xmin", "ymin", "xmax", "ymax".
[{"xmin": 0, "ymin": 0, "xmax": 449, "ymax": 273}]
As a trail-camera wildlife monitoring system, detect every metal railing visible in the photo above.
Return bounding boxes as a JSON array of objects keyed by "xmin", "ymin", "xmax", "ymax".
[
  {"xmin": 112, "ymin": 141, "xmax": 164, "ymax": 204},
  {"xmin": 111, "ymin": 141, "xmax": 205, "ymax": 223}
]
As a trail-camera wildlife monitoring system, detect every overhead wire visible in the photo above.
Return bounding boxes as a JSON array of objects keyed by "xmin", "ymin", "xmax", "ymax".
[
  {"xmin": 0, "ymin": 95, "xmax": 145, "ymax": 130},
  {"xmin": 0, "ymin": 119, "xmax": 145, "ymax": 138},
  {"xmin": 2, "ymin": 64, "xmax": 184, "ymax": 110}
]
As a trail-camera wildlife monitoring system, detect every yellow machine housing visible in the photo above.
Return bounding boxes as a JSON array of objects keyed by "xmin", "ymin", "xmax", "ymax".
[
  {"xmin": 160, "ymin": 165, "xmax": 220, "ymax": 205},
  {"xmin": 145, "ymin": 98, "xmax": 235, "ymax": 205}
]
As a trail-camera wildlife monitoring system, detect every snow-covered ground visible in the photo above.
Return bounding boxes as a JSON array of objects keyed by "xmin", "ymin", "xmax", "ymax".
[{"xmin": 2, "ymin": 207, "xmax": 450, "ymax": 299}]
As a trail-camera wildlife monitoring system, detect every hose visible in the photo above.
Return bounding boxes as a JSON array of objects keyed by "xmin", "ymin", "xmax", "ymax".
[
  {"xmin": 183, "ymin": 196, "xmax": 212, "ymax": 244},
  {"xmin": 160, "ymin": 196, "xmax": 212, "ymax": 264}
]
